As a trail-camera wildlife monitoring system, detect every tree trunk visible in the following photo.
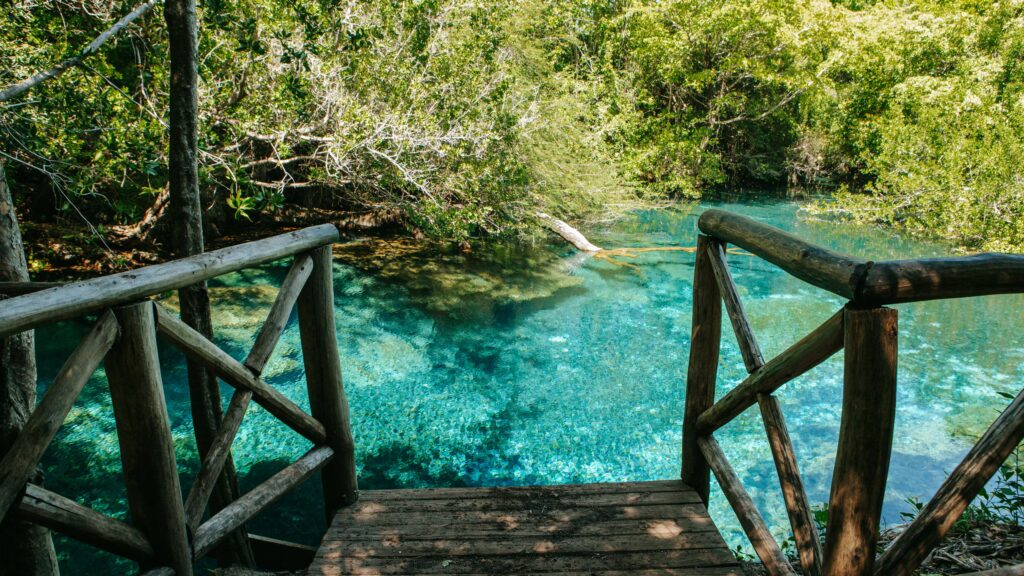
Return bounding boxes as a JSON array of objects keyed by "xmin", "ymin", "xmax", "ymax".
[
  {"xmin": 0, "ymin": 161, "xmax": 59, "ymax": 576},
  {"xmin": 165, "ymin": 0, "xmax": 254, "ymax": 567}
]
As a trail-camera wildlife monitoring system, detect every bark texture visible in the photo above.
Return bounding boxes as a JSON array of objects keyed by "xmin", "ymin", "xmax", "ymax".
[
  {"xmin": 0, "ymin": 161, "xmax": 59, "ymax": 575},
  {"xmin": 165, "ymin": 0, "xmax": 254, "ymax": 566}
]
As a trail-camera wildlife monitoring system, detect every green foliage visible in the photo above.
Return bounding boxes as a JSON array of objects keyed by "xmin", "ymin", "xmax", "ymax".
[{"xmin": 3, "ymin": 0, "xmax": 1024, "ymax": 249}]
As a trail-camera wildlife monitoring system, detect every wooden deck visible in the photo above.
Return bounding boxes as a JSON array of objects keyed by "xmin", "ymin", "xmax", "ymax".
[{"xmin": 309, "ymin": 480, "xmax": 741, "ymax": 575}]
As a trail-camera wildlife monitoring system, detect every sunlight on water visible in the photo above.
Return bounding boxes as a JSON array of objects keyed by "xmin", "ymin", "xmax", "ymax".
[{"xmin": 34, "ymin": 199, "xmax": 1024, "ymax": 572}]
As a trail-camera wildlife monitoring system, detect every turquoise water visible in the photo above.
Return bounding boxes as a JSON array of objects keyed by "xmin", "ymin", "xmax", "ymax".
[{"xmin": 34, "ymin": 199, "xmax": 1024, "ymax": 572}]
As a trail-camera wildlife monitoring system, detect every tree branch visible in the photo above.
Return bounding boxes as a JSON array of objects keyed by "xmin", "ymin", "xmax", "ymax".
[{"xmin": 0, "ymin": 0, "xmax": 161, "ymax": 103}]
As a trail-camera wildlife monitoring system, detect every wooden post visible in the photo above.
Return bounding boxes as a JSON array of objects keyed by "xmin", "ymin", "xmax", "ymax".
[
  {"xmin": 105, "ymin": 303, "xmax": 193, "ymax": 576},
  {"xmin": 682, "ymin": 234, "xmax": 722, "ymax": 505},
  {"xmin": 297, "ymin": 245, "xmax": 358, "ymax": 515},
  {"xmin": 822, "ymin": 305, "xmax": 898, "ymax": 576}
]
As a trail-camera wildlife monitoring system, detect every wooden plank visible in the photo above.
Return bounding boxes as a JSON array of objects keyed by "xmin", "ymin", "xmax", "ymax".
[
  {"xmin": 297, "ymin": 245, "xmax": 358, "ymax": 515},
  {"xmin": 707, "ymin": 238, "xmax": 764, "ymax": 373},
  {"xmin": 330, "ymin": 571, "xmax": 743, "ymax": 576},
  {"xmin": 698, "ymin": 436, "xmax": 796, "ymax": 576},
  {"xmin": 822, "ymin": 306, "xmax": 898, "ymax": 576},
  {"xmin": 192, "ymin": 445, "xmax": 333, "ymax": 559},
  {"xmin": 758, "ymin": 394, "xmax": 821, "ymax": 576},
  {"xmin": 16, "ymin": 483, "xmax": 154, "ymax": 562},
  {"xmin": 0, "ymin": 310, "xmax": 118, "ymax": 521},
  {"xmin": 0, "ymin": 224, "xmax": 338, "ymax": 339},
  {"xmin": 105, "ymin": 302, "xmax": 192, "ymax": 576},
  {"xmin": 343, "ymin": 490, "xmax": 703, "ymax": 515},
  {"xmin": 682, "ymin": 235, "xmax": 722, "ymax": 505},
  {"xmin": 330, "ymin": 531, "xmax": 730, "ymax": 557},
  {"xmin": 698, "ymin": 209, "xmax": 864, "ymax": 300},
  {"xmin": 330, "ymin": 517, "xmax": 719, "ymax": 538},
  {"xmin": 184, "ymin": 389, "xmax": 252, "ymax": 531},
  {"xmin": 244, "ymin": 254, "xmax": 313, "ymax": 375},
  {"xmin": 696, "ymin": 309, "xmax": 844, "ymax": 435},
  {"xmin": 153, "ymin": 303, "xmax": 327, "ymax": 444},
  {"xmin": 317, "ymin": 548, "xmax": 739, "ymax": 574},
  {"xmin": 336, "ymin": 503, "xmax": 716, "ymax": 526},
  {"xmin": 365, "ymin": 479, "xmax": 691, "ymax": 500},
  {"xmin": 875, "ymin": 385, "xmax": 1024, "ymax": 576}
]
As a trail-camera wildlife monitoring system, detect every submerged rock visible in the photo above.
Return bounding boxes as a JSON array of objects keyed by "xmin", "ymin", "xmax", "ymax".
[{"xmin": 332, "ymin": 237, "xmax": 584, "ymax": 320}]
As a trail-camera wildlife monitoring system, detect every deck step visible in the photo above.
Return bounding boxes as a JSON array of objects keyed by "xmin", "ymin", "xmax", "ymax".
[{"xmin": 309, "ymin": 480, "xmax": 742, "ymax": 575}]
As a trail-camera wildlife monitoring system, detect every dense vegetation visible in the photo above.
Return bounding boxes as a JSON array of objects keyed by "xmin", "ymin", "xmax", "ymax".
[{"xmin": 2, "ymin": 0, "xmax": 1023, "ymax": 249}]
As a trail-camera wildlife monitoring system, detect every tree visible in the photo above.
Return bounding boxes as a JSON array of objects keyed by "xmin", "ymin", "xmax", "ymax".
[
  {"xmin": 164, "ymin": 0, "xmax": 255, "ymax": 566},
  {"xmin": 0, "ymin": 161, "xmax": 58, "ymax": 576}
]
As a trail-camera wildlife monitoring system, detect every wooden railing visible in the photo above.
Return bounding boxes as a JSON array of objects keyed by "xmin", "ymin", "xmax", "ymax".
[
  {"xmin": 682, "ymin": 209, "xmax": 1024, "ymax": 576},
  {"xmin": 0, "ymin": 225, "xmax": 355, "ymax": 576}
]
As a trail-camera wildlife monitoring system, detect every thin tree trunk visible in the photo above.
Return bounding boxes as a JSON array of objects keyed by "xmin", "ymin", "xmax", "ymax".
[
  {"xmin": 165, "ymin": 0, "xmax": 254, "ymax": 567},
  {"xmin": 0, "ymin": 161, "xmax": 59, "ymax": 576}
]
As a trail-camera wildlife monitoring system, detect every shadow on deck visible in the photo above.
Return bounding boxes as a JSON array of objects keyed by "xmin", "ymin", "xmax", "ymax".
[{"xmin": 309, "ymin": 480, "xmax": 741, "ymax": 575}]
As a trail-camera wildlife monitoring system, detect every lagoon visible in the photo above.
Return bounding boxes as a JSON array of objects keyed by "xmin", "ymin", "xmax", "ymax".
[{"xmin": 36, "ymin": 198, "xmax": 1024, "ymax": 572}]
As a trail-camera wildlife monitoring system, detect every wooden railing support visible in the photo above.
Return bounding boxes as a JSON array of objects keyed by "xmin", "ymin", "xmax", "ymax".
[
  {"xmin": 699, "ymin": 435, "xmax": 796, "ymax": 576},
  {"xmin": 707, "ymin": 238, "xmax": 764, "ymax": 373},
  {"xmin": 105, "ymin": 302, "xmax": 192, "ymax": 576},
  {"xmin": 0, "ymin": 311, "xmax": 118, "ymax": 521},
  {"xmin": 822, "ymin": 305, "xmax": 898, "ymax": 576},
  {"xmin": 759, "ymin": 394, "xmax": 822, "ymax": 576},
  {"xmin": 16, "ymin": 483, "xmax": 154, "ymax": 562},
  {"xmin": 682, "ymin": 234, "xmax": 722, "ymax": 505},
  {"xmin": 696, "ymin": 309, "xmax": 844, "ymax": 435},
  {"xmin": 297, "ymin": 246, "xmax": 358, "ymax": 515},
  {"xmin": 875, "ymin": 386, "xmax": 1024, "ymax": 576}
]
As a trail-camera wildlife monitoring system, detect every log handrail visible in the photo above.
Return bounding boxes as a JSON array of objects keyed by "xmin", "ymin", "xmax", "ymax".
[
  {"xmin": 0, "ymin": 225, "xmax": 355, "ymax": 574},
  {"xmin": 698, "ymin": 209, "xmax": 1024, "ymax": 305},
  {"xmin": 0, "ymin": 223, "xmax": 338, "ymax": 339},
  {"xmin": 685, "ymin": 211, "xmax": 1024, "ymax": 576}
]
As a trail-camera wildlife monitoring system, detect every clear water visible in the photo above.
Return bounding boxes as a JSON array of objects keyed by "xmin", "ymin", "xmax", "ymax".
[{"xmin": 33, "ymin": 199, "xmax": 1024, "ymax": 572}]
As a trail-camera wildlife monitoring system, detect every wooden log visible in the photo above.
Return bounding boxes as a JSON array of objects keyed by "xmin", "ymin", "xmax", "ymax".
[
  {"xmin": 297, "ymin": 245, "xmax": 359, "ymax": 515},
  {"xmin": 0, "ymin": 311, "xmax": 118, "ymax": 521},
  {"xmin": 0, "ymin": 281, "xmax": 62, "ymax": 296},
  {"xmin": 698, "ymin": 209, "xmax": 864, "ymax": 300},
  {"xmin": 758, "ymin": 394, "xmax": 822, "ymax": 576},
  {"xmin": 104, "ymin": 302, "xmax": 192, "ymax": 576},
  {"xmin": 699, "ymin": 209, "xmax": 1024, "ymax": 305},
  {"xmin": 859, "ymin": 255, "xmax": 1024, "ymax": 305},
  {"xmin": 16, "ymin": 483, "xmax": 154, "ymax": 562},
  {"xmin": 536, "ymin": 213, "xmax": 602, "ymax": 252},
  {"xmin": 0, "ymin": 224, "xmax": 339, "ymax": 339},
  {"xmin": 140, "ymin": 568, "xmax": 175, "ymax": 576},
  {"xmin": 681, "ymin": 235, "xmax": 722, "ymax": 505},
  {"xmin": 822, "ymin": 306, "xmax": 898, "ymax": 576},
  {"xmin": 875, "ymin": 385, "xmax": 1024, "ymax": 576},
  {"xmin": 184, "ymin": 389, "xmax": 252, "ymax": 532},
  {"xmin": 192, "ymin": 445, "xmax": 333, "ymax": 559},
  {"xmin": 697, "ymin": 436, "xmax": 796, "ymax": 576},
  {"xmin": 697, "ymin": 309, "xmax": 844, "ymax": 434},
  {"xmin": 153, "ymin": 303, "xmax": 327, "ymax": 444},
  {"xmin": 707, "ymin": 238, "xmax": 764, "ymax": 373},
  {"xmin": 248, "ymin": 533, "xmax": 317, "ymax": 571},
  {"xmin": 244, "ymin": 254, "xmax": 313, "ymax": 375}
]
